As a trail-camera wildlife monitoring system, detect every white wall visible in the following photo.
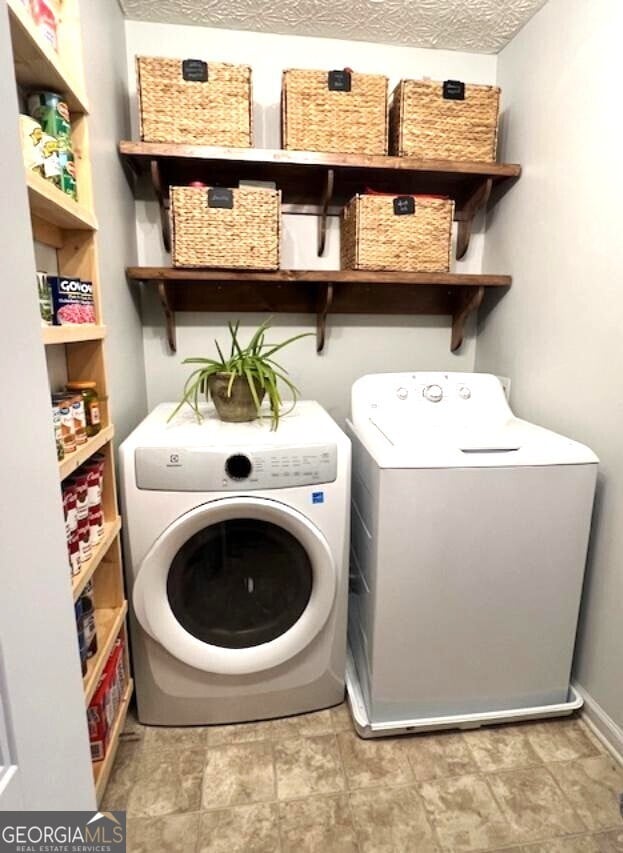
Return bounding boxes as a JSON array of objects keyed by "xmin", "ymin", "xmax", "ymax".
[
  {"xmin": 0, "ymin": 0, "xmax": 94, "ymax": 808},
  {"xmin": 476, "ymin": 0, "xmax": 623, "ymax": 728},
  {"xmin": 80, "ymin": 0, "xmax": 148, "ymax": 443},
  {"xmin": 124, "ymin": 20, "xmax": 497, "ymax": 423}
]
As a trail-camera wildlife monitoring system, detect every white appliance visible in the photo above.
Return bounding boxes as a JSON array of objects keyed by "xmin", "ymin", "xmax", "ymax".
[
  {"xmin": 346, "ymin": 372, "xmax": 598, "ymax": 737},
  {"xmin": 119, "ymin": 401, "xmax": 351, "ymax": 726}
]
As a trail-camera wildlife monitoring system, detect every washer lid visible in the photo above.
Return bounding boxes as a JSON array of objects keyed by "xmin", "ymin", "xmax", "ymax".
[{"xmin": 133, "ymin": 496, "xmax": 337, "ymax": 675}]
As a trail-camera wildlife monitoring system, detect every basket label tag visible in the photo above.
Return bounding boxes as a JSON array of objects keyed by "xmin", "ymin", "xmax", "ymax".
[
  {"xmin": 393, "ymin": 196, "xmax": 415, "ymax": 215},
  {"xmin": 328, "ymin": 70, "xmax": 352, "ymax": 92},
  {"xmin": 182, "ymin": 59, "xmax": 208, "ymax": 82},
  {"xmin": 443, "ymin": 79, "xmax": 465, "ymax": 100},
  {"xmin": 207, "ymin": 188, "xmax": 234, "ymax": 209}
]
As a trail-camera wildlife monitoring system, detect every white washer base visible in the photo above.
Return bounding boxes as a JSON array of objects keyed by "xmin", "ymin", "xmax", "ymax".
[{"xmin": 345, "ymin": 650, "xmax": 583, "ymax": 739}]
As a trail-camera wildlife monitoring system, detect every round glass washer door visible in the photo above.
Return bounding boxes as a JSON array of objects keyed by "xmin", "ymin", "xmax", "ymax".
[{"xmin": 133, "ymin": 496, "xmax": 337, "ymax": 674}]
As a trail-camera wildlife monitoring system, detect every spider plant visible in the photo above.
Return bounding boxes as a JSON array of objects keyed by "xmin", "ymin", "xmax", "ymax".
[{"xmin": 168, "ymin": 320, "xmax": 311, "ymax": 429}]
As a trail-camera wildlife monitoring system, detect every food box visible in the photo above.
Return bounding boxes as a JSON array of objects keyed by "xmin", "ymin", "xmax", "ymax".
[{"xmin": 47, "ymin": 276, "xmax": 95, "ymax": 325}]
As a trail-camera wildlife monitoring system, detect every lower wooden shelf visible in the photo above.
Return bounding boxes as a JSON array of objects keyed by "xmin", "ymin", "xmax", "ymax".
[
  {"xmin": 93, "ymin": 679, "xmax": 134, "ymax": 803},
  {"xmin": 42, "ymin": 325, "xmax": 106, "ymax": 345},
  {"xmin": 59, "ymin": 424, "xmax": 114, "ymax": 480},
  {"xmin": 83, "ymin": 602, "xmax": 128, "ymax": 705},
  {"xmin": 72, "ymin": 518, "xmax": 122, "ymax": 602},
  {"xmin": 127, "ymin": 267, "xmax": 511, "ymax": 354}
]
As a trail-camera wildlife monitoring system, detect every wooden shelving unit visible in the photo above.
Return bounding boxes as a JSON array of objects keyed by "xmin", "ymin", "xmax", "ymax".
[
  {"xmin": 121, "ymin": 142, "xmax": 518, "ymax": 351},
  {"xmin": 119, "ymin": 141, "xmax": 520, "ymax": 259},
  {"xmin": 8, "ymin": 0, "xmax": 131, "ymax": 805},
  {"xmin": 128, "ymin": 267, "xmax": 511, "ymax": 354}
]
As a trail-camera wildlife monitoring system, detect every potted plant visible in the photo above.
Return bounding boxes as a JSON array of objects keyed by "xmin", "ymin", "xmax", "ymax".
[{"xmin": 169, "ymin": 320, "xmax": 310, "ymax": 429}]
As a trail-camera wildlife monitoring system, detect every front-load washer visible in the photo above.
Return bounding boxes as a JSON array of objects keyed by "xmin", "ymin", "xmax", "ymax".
[
  {"xmin": 119, "ymin": 401, "xmax": 351, "ymax": 726},
  {"xmin": 346, "ymin": 372, "xmax": 598, "ymax": 737}
]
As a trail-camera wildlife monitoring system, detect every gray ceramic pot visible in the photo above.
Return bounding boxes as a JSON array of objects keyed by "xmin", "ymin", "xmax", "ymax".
[{"xmin": 208, "ymin": 372, "xmax": 265, "ymax": 423}]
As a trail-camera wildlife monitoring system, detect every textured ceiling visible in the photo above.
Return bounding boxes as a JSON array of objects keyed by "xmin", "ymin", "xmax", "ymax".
[{"xmin": 119, "ymin": 0, "xmax": 548, "ymax": 54}]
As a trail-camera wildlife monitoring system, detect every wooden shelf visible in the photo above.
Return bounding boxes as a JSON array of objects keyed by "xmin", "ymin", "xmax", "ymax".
[
  {"xmin": 119, "ymin": 141, "xmax": 520, "ymax": 259},
  {"xmin": 72, "ymin": 518, "xmax": 122, "ymax": 602},
  {"xmin": 7, "ymin": 0, "xmax": 89, "ymax": 113},
  {"xmin": 83, "ymin": 601, "xmax": 128, "ymax": 705},
  {"xmin": 128, "ymin": 267, "xmax": 511, "ymax": 353},
  {"xmin": 42, "ymin": 324, "xmax": 106, "ymax": 345},
  {"xmin": 59, "ymin": 424, "xmax": 114, "ymax": 480},
  {"xmin": 93, "ymin": 679, "xmax": 133, "ymax": 803},
  {"xmin": 26, "ymin": 171, "xmax": 97, "ymax": 231}
]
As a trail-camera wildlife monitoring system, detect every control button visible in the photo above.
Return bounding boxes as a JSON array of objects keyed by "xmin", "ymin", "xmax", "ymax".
[
  {"xmin": 423, "ymin": 384, "xmax": 443, "ymax": 403},
  {"xmin": 225, "ymin": 454, "xmax": 252, "ymax": 480},
  {"xmin": 396, "ymin": 387, "xmax": 408, "ymax": 400},
  {"xmin": 458, "ymin": 385, "xmax": 471, "ymax": 400}
]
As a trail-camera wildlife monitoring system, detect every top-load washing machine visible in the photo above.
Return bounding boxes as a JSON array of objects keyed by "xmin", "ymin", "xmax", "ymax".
[
  {"xmin": 346, "ymin": 372, "xmax": 598, "ymax": 737},
  {"xmin": 119, "ymin": 401, "xmax": 350, "ymax": 726}
]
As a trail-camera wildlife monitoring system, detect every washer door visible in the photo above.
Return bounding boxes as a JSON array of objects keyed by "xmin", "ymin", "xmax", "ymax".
[{"xmin": 133, "ymin": 496, "xmax": 336, "ymax": 674}]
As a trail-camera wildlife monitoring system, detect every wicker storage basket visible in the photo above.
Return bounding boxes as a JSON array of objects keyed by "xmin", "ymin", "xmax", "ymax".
[
  {"xmin": 170, "ymin": 186, "xmax": 280, "ymax": 270},
  {"xmin": 341, "ymin": 194, "xmax": 454, "ymax": 273},
  {"xmin": 137, "ymin": 57, "xmax": 252, "ymax": 146},
  {"xmin": 282, "ymin": 69, "xmax": 388, "ymax": 155},
  {"xmin": 390, "ymin": 79, "xmax": 500, "ymax": 161}
]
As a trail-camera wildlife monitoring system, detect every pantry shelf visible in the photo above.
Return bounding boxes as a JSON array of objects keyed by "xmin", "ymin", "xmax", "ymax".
[
  {"xmin": 127, "ymin": 267, "xmax": 511, "ymax": 354},
  {"xmin": 42, "ymin": 324, "xmax": 106, "ymax": 345},
  {"xmin": 26, "ymin": 170, "xmax": 97, "ymax": 231},
  {"xmin": 83, "ymin": 601, "xmax": 128, "ymax": 705},
  {"xmin": 72, "ymin": 517, "xmax": 122, "ymax": 602},
  {"xmin": 93, "ymin": 679, "xmax": 133, "ymax": 803},
  {"xmin": 59, "ymin": 423, "xmax": 114, "ymax": 480},
  {"xmin": 119, "ymin": 141, "xmax": 521, "ymax": 258},
  {"xmin": 7, "ymin": 0, "xmax": 89, "ymax": 114}
]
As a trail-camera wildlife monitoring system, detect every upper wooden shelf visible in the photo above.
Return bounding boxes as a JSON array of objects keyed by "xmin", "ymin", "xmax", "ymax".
[
  {"xmin": 128, "ymin": 267, "xmax": 511, "ymax": 354},
  {"xmin": 119, "ymin": 142, "xmax": 520, "ymax": 259},
  {"xmin": 27, "ymin": 171, "xmax": 97, "ymax": 231},
  {"xmin": 7, "ymin": 0, "xmax": 88, "ymax": 114}
]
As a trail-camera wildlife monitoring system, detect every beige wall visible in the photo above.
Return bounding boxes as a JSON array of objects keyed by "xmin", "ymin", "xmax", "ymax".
[
  {"xmin": 476, "ymin": 0, "xmax": 623, "ymax": 729},
  {"xmin": 124, "ymin": 20, "xmax": 497, "ymax": 424}
]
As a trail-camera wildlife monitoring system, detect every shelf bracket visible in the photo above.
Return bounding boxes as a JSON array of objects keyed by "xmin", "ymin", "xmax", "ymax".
[
  {"xmin": 150, "ymin": 160, "xmax": 171, "ymax": 253},
  {"xmin": 451, "ymin": 286, "xmax": 485, "ymax": 352},
  {"xmin": 317, "ymin": 169, "xmax": 335, "ymax": 257},
  {"xmin": 316, "ymin": 283, "xmax": 334, "ymax": 353},
  {"xmin": 157, "ymin": 282, "xmax": 177, "ymax": 353},
  {"xmin": 455, "ymin": 178, "xmax": 493, "ymax": 260}
]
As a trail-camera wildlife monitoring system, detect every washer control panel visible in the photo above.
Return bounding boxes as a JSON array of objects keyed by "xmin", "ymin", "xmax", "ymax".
[{"xmin": 135, "ymin": 444, "xmax": 338, "ymax": 491}]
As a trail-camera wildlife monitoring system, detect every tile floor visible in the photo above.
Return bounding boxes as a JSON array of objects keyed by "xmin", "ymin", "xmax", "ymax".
[{"xmin": 103, "ymin": 704, "xmax": 623, "ymax": 853}]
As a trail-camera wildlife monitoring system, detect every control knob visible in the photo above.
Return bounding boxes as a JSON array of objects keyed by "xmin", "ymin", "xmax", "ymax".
[
  {"xmin": 396, "ymin": 387, "xmax": 408, "ymax": 400},
  {"xmin": 458, "ymin": 385, "xmax": 471, "ymax": 400},
  {"xmin": 423, "ymin": 384, "xmax": 443, "ymax": 403},
  {"xmin": 225, "ymin": 454, "xmax": 252, "ymax": 480}
]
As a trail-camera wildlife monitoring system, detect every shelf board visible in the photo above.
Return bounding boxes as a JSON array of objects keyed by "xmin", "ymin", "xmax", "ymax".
[
  {"xmin": 93, "ymin": 679, "xmax": 133, "ymax": 803},
  {"xmin": 83, "ymin": 601, "xmax": 128, "ymax": 705},
  {"xmin": 72, "ymin": 518, "xmax": 122, "ymax": 602},
  {"xmin": 128, "ymin": 267, "xmax": 511, "ymax": 354},
  {"xmin": 128, "ymin": 268, "xmax": 511, "ymax": 287},
  {"xmin": 42, "ymin": 324, "xmax": 106, "ymax": 345},
  {"xmin": 119, "ymin": 140, "xmax": 520, "ymax": 192},
  {"xmin": 26, "ymin": 171, "xmax": 97, "ymax": 231},
  {"xmin": 7, "ymin": 0, "xmax": 89, "ymax": 113},
  {"xmin": 59, "ymin": 424, "xmax": 114, "ymax": 480}
]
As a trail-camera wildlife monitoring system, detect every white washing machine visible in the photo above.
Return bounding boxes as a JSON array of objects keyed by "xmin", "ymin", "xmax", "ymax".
[
  {"xmin": 346, "ymin": 372, "xmax": 598, "ymax": 737},
  {"xmin": 119, "ymin": 401, "xmax": 351, "ymax": 726}
]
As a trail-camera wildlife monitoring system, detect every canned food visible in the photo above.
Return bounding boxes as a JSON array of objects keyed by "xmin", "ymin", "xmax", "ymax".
[
  {"xmin": 28, "ymin": 91, "xmax": 71, "ymax": 144},
  {"xmin": 37, "ymin": 271, "xmax": 53, "ymax": 326},
  {"xmin": 66, "ymin": 382, "xmax": 101, "ymax": 436},
  {"xmin": 52, "ymin": 394, "xmax": 76, "ymax": 454}
]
